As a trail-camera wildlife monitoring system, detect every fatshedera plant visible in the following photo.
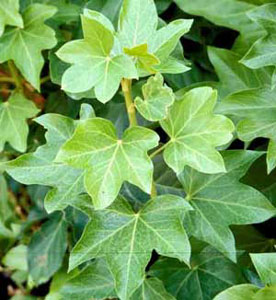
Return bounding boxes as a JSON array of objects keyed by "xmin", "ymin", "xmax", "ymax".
[{"xmin": 0, "ymin": 0, "xmax": 276, "ymax": 299}]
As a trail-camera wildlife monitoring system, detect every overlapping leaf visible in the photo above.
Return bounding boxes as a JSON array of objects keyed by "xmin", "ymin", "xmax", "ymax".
[
  {"xmin": 160, "ymin": 87, "xmax": 234, "ymax": 175},
  {"xmin": 0, "ymin": 4, "xmax": 57, "ymax": 90},
  {"xmin": 56, "ymin": 118, "xmax": 159, "ymax": 209},
  {"xmin": 219, "ymin": 87, "xmax": 276, "ymax": 172},
  {"xmin": 241, "ymin": 4, "xmax": 276, "ymax": 69},
  {"xmin": 134, "ymin": 73, "xmax": 174, "ymax": 121},
  {"xmin": 0, "ymin": 93, "xmax": 40, "ymax": 152},
  {"xmin": 69, "ymin": 195, "xmax": 192, "ymax": 299},
  {"xmin": 56, "ymin": 9, "xmax": 138, "ymax": 103},
  {"xmin": 5, "ymin": 107, "xmax": 92, "ymax": 213},
  {"xmin": 0, "ymin": 0, "xmax": 23, "ymax": 36},
  {"xmin": 179, "ymin": 151, "xmax": 276, "ymax": 261},
  {"xmin": 150, "ymin": 245, "xmax": 246, "ymax": 300}
]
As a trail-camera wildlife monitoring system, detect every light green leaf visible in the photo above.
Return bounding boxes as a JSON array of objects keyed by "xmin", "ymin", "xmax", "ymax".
[
  {"xmin": 213, "ymin": 284, "xmax": 260, "ymax": 300},
  {"xmin": 5, "ymin": 109, "xmax": 88, "ymax": 213},
  {"xmin": 56, "ymin": 9, "xmax": 137, "ymax": 103},
  {"xmin": 69, "ymin": 195, "xmax": 192, "ymax": 299},
  {"xmin": 134, "ymin": 73, "xmax": 174, "ymax": 121},
  {"xmin": 130, "ymin": 277, "xmax": 175, "ymax": 300},
  {"xmin": 0, "ymin": 93, "xmax": 40, "ymax": 152},
  {"xmin": 60, "ymin": 259, "xmax": 116, "ymax": 300},
  {"xmin": 56, "ymin": 118, "xmax": 159, "ymax": 209},
  {"xmin": 267, "ymin": 139, "xmax": 276, "ymax": 174},
  {"xmin": 28, "ymin": 212, "xmax": 67, "ymax": 284},
  {"xmin": 0, "ymin": 4, "xmax": 57, "ymax": 90},
  {"xmin": 124, "ymin": 44, "xmax": 160, "ymax": 74},
  {"xmin": 241, "ymin": 4, "xmax": 276, "ymax": 69},
  {"xmin": 179, "ymin": 151, "xmax": 276, "ymax": 261},
  {"xmin": 160, "ymin": 87, "xmax": 234, "ymax": 175},
  {"xmin": 0, "ymin": 0, "xmax": 23, "ymax": 36},
  {"xmin": 250, "ymin": 253, "xmax": 276, "ymax": 285},
  {"xmin": 150, "ymin": 245, "xmax": 246, "ymax": 300},
  {"xmin": 2, "ymin": 245, "xmax": 27, "ymax": 271},
  {"xmin": 208, "ymin": 47, "xmax": 274, "ymax": 98},
  {"xmin": 0, "ymin": 174, "xmax": 13, "ymax": 225},
  {"xmin": 253, "ymin": 285, "xmax": 276, "ymax": 300}
]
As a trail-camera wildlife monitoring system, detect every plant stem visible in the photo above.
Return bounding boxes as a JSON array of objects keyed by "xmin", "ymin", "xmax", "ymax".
[
  {"xmin": 121, "ymin": 78, "xmax": 137, "ymax": 127},
  {"xmin": 151, "ymin": 182, "xmax": 157, "ymax": 198},
  {"xmin": 0, "ymin": 77, "xmax": 15, "ymax": 84},
  {"xmin": 8, "ymin": 61, "xmax": 23, "ymax": 91},
  {"xmin": 150, "ymin": 142, "xmax": 168, "ymax": 159},
  {"xmin": 40, "ymin": 75, "xmax": 51, "ymax": 84}
]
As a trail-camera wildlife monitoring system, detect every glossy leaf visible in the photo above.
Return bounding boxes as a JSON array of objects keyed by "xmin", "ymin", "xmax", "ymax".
[
  {"xmin": 179, "ymin": 151, "xmax": 276, "ymax": 261},
  {"xmin": 151, "ymin": 245, "xmax": 246, "ymax": 300},
  {"xmin": 0, "ymin": 4, "xmax": 57, "ymax": 90},
  {"xmin": 56, "ymin": 118, "xmax": 159, "ymax": 209},
  {"xmin": 160, "ymin": 87, "xmax": 234, "ymax": 174},
  {"xmin": 69, "ymin": 195, "xmax": 192, "ymax": 299},
  {"xmin": 0, "ymin": 93, "xmax": 40, "ymax": 152},
  {"xmin": 213, "ymin": 284, "xmax": 260, "ymax": 300},
  {"xmin": 134, "ymin": 73, "xmax": 175, "ymax": 121}
]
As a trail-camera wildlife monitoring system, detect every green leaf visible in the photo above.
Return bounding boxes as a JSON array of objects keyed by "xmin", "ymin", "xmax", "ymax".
[
  {"xmin": 56, "ymin": 9, "xmax": 137, "ymax": 103},
  {"xmin": 60, "ymin": 258, "xmax": 116, "ymax": 300},
  {"xmin": 0, "ymin": 93, "xmax": 40, "ymax": 152},
  {"xmin": 130, "ymin": 277, "xmax": 175, "ymax": 300},
  {"xmin": 179, "ymin": 151, "xmax": 276, "ymax": 261},
  {"xmin": 5, "ymin": 110, "xmax": 87, "ymax": 213},
  {"xmin": 0, "ymin": 4, "xmax": 57, "ymax": 90},
  {"xmin": 134, "ymin": 73, "xmax": 174, "ymax": 121},
  {"xmin": 150, "ymin": 245, "xmax": 246, "ymax": 300},
  {"xmin": 28, "ymin": 212, "xmax": 67, "ymax": 284},
  {"xmin": 69, "ymin": 195, "xmax": 192, "ymax": 299},
  {"xmin": 250, "ymin": 253, "xmax": 276, "ymax": 285},
  {"xmin": 267, "ymin": 139, "xmax": 276, "ymax": 174},
  {"xmin": 160, "ymin": 87, "xmax": 234, "ymax": 174},
  {"xmin": 2, "ymin": 245, "xmax": 27, "ymax": 271},
  {"xmin": 56, "ymin": 118, "xmax": 159, "ymax": 209},
  {"xmin": 208, "ymin": 47, "xmax": 274, "ymax": 98},
  {"xmin": 241, "ymin": 4, "xmax": 276, "ymax": 69},
  {"xmin": 253, "ymin": 285, "xmax": 276, "ymax": 300},
  {"xmin": 219, "ymin": 87, "xmax": 276, "ymax": 172},
  {"xmin": 0, "ymin": 0, "xmax": 23, "ymax": 36},
  {"xmin": 213, "ymin": 284, "xmax": 260, "ymax": 300}
]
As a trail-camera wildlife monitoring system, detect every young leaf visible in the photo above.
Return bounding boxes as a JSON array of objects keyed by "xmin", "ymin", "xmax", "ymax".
[
  {"xmin": 150, "ymin": 245, "xmax": 246, "ymax": 300},
  {"xmin": 0, "ymin": 93, "xmax": 40, "ymax": 152},
  {"xmin": 5, "ymin": 112, "xmax": 86, "ymax": 213},
  {"xmin": 60, "ymin": 258, "xmax": 116, "ymax": 300},
  {"xmin": 69, "ymin": 195, "xmax": 192, "ymax": 299},
  {"xmin": 56, "ymin": 9, "xmax": 137, "ymax": 103},
  {"xmin": 241, "ymin": 4, "xmax": 276, "ymax": 69},
  {"xmin": 130, "ymin": 277, "xmax": 175, "ymax": 300},
  {"xmin": 0, "ymin": 4, "xmax": 57, "ymax": 90},
  {"xmin": 2, "ymin": 245, "xmax": 27, "ymax": 272},
  {"xmin": 250, "ymin": 253, "xmax": 276, "ymax": 285},
  {"xmin": 179, "ymin": 151, "xmax": 276, "ymax": 261},
  {"xmin": 0, "ymin": 0, "xmax": 23, "ymax": 36},
  {"xmin": 134, "ymin": 73, "xmax": 174, "ymax": 121},
  {"xmin": 28, "ymin": 212, "xmax": 67, "ymax": 284},
  {"xmin": 56, "ymin": 118, "xmax": 159, "ymax": 209},
  {"xmin": 160, "ymin": 87, "xmax": 234, "ymax": 175},
  {"xmin": 118, "ymin": 0, "xmax": 193, "ymax": 74}
]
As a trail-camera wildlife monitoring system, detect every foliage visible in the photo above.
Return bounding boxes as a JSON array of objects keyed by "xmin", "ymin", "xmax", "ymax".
[{"xmin": 0, "ymin": 0, "xmax": 275, "ymax": 299}]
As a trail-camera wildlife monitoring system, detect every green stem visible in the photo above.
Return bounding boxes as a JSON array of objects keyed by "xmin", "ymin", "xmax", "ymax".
[
  {"xmin": 0, "ymin": 77, "xmax": 15, "ymax": 84},
  {"xmin": 151, "ymin": 182, "xmax": 157, "ymax": 198},
  {"xmin": 8, "ymin": 60, "xmax": 23, "ymax": 91},
  {"xmin": 150, "ymin": 142, "xmax": 168, "ymax": 159},
  {"xmin": 40, "ymin": 75, "xmax": 51, "ymax": 84},
  {"xmin": 121, "ymin": 78, "xmax": 137, "ymax": 127}
]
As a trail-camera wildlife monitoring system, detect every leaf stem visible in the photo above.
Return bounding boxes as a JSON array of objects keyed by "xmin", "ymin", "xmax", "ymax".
[
  {"xmin": 151, "ymin": 182, "xmax": 157, "ymax": 198},
  {"xmin": 40, "ymin": 75, "xmax": 51, "ymax": 85},
  {"xmin": 121, "ymin": 78, "xmax": 137, "ymax": 127},
  {"xmin": 150, "ymin": 142, "xmax": 168, "ymax": 159},
  {"xmin": 8, "ymin": 61, "xmax": 23, "ymax": 91},
  {"xmin": 0, "ymin": 77, "xmax": 15, "ymax": 84}
]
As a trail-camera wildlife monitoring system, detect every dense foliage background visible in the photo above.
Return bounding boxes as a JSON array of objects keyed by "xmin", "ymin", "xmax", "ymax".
[{"xmin": 0, "ymin": 0, "xmax": 276, "ymax": 299}]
